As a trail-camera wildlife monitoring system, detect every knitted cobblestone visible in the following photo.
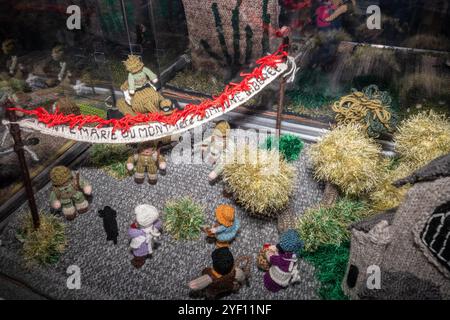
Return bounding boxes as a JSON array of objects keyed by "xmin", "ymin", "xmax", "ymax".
[{"xmin": 0, "ymin": 145, "xmax": 323, "ymax": 300}]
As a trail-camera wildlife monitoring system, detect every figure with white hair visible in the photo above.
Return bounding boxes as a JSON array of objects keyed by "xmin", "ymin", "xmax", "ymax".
[{"xmin": 128, "ymin": 204, "xmax": 163, "ymax": 268}]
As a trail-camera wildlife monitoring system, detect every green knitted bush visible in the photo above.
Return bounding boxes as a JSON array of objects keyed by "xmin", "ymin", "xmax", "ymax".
[
  {"xmin": 302, "ymin": 243, "xmax": 350, "ymax": 300},
  {"xmin": 262, "ymin": 134, "xmax": 304, "ymax": 162},
  {"xmin": 297, "ymin": 199, "xmax": 370, "ymax": 252}
]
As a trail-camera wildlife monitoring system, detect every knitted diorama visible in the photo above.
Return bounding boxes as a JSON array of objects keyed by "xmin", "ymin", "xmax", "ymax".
[{"xmin": 342, "ymin": 152, "xmax": 450, "ymax": 299}]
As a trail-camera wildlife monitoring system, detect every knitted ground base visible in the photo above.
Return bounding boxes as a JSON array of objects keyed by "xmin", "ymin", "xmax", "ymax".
[{"xmin": 277, "ymin": 208, "xmax": 297, "ymax": 234}]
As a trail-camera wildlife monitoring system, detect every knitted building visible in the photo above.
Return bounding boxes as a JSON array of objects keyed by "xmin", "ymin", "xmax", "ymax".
[
  {"xmin": 342, "ymin": 153, "xmax": 450, "ymax": 299},
  {"xmin": 181, "ymin": 0, "xmax": 280, "ymax": 76}
]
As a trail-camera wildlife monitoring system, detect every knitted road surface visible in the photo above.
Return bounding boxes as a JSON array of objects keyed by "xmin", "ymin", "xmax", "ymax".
[{"xmin": 0, "ymin": 145, "xmax": 323, "ymax": 300}]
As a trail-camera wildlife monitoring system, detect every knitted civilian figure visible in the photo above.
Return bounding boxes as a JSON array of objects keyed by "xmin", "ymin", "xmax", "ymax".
[
  {"xmin": 127, "ymin": 141, "xmax": 167, "ymax": 185},
  {"xmin": 49, "ymin": 166, "xmax": 92, "ymax": 221},
  {"xmin": 189, "ymin": 247, "xmax": 247, "ymax": 299},
  {"xmin": 203, "ymin": 205, "xmax": 240, "ymax": 248},
  {"xmin": 200, "ymin": 121, "xmax": 231, "ymax": 183},
  {"xmin": 128, "ymin": 204, "xmax": 163, "ymax": 269},
  {"xmin": 316, "ymin": 1, "xmax": 336, "ymax": 29},
  {"xmin": 324, "ymin": 0, "xmax": 356, "ymax": 25},
  {"xmin": 263, "ymin": 229, "xmax": 303, "ymax": 293}
]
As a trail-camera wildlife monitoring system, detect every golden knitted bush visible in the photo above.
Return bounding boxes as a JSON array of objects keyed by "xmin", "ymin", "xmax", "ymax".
[
  {"xmin": 394, "ymin": 111, "xmax": 450, "ymax": 170},
  {"xmin": 309, "ymin": 124, "xmax": 382, "ymax": 196},
  {"xmin": 369, "ymin": 161, "xmax": 413, "ymax": 211},
  {"xmin": 222, "ymin": 146, "xmax": 295, "ymax": 217}
]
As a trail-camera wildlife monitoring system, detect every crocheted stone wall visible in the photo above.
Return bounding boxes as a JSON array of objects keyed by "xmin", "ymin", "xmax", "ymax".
[
  {"xmin": 342, "ymin": 176, "xmax": 450, "ymax": 299},
  {"xmin": 181, "ymin": 0, "xmax": 280, "ymax": 75}
]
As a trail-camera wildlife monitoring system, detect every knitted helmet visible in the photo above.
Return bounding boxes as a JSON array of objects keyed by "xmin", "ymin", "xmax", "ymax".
[
  {"xmin": 212, "ymin": 247, "xmax": 234, "ymax": 276},
  {"xmin": 123, "ymin": 55, "xmax": 144, "ymax": 73},
  {"xmin": 214, "ymin": 121, "xmax": 231, "ymax": 137},
  {"xmin": 138, "ymin": 141, "xmax": 158, "ymax": 152},
  {"xmin": 160, "ymin": 99, "xmax": 172, "ymax": 109},
  {"xmin": 215, "ymin": 205, "xmax": 235, "ymax": 227},
  {"xmin": 279, "ymin": 229, "xmax": 304, "ymax": 253},
  {"xmin": 135, "ymin": 204, "xmax": 159, "ymax": 227},
  {"xmin": 50, "ymin": 166, "xmax": 72, "ymax": 186}
]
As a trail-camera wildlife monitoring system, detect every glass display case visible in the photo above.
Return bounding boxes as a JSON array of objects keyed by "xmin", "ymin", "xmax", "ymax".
[{"xmin": 0, "ymin": 0, "xmax": 449, "ymax": 301}]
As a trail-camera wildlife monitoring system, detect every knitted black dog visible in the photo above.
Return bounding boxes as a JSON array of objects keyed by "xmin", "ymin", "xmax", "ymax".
[{"xmin": 98, "ymin": 206, "xmax": 119, "ymax": 245}]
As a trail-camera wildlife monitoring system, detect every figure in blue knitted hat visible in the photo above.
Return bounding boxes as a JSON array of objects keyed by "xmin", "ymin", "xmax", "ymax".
[{"xmin": 263, "ymin": 229, "xmax": 304, "ymax": 292}]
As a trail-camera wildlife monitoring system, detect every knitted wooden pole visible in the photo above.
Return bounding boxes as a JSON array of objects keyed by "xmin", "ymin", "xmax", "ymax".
[
  {"xmin": 276, "ymin": 33, "xmax": 290, "ymax": 137},
  {"xmin": 5, "ymin": 99, "xmax": 40, "ymax": 229}
]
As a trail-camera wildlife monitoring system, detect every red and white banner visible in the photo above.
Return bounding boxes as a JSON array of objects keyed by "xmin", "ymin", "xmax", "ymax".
[{"xmin": 4, "ymin": 50, "xmax": 295, "ymax": 144}]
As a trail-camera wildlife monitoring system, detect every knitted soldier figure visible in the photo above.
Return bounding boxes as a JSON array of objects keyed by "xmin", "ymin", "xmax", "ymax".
[
  {"xmin": 128, "ymin": 204, "xmax": 163, "ymax": 268},
  {"xmin": 188, "ymin": 247, "xmax": 248, "ymax": 299},
  {"xmin": 202, "ymin": 205, "xmax": 240, "ymax": 248},
  {"xmin": 49, "ymin": 166, "xmax": 92, "ymax": 221},
  {"xmin": 263, "ymin": 229, "xmax": 303, "ymax": 293},
  {"xmin": 201, "ymin": 121, "xmax": 231, "ymax": 183},
  {"xmin": 1, "ymin": 39, "xmax": 18, "ymax": 78},
  {"xmin": 43, "ymin": 45, "xmax": 68, "ymax": 87},
  {"xmin": 117, "ymin": 55, "xmax": 173, "ymax": 116},
  {"xmin": 127, "ymin": 141, "xmax": 167, "ymax": 184}
]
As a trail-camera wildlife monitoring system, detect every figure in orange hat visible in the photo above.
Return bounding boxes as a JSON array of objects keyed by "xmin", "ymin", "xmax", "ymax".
[{"xmin": 202, "ymin": 205, "xmax": 240, "ymax": 248}]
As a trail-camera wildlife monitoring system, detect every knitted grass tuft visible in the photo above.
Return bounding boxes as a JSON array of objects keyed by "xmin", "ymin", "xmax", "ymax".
[
  {"xmin": 297, "ymin": 199, "xmax": 370, "ymax": 252},
  {"xmin": 89, "ymin": 144, "xmax": 132, "ymax": 179},
  {"xmin": 164, "ymin": 197, "xmax": 205, "ymax": 240},
  {"xmin": 302, "ymin": 243, "xmax": 350, "ymax": 300},
  {"xmin": 262, "ymin": 134, "xmax": 304, "ymax": 162},
  {"xmin": 17, "ymin": 212, "xmax": 66, "ymax": 267}
]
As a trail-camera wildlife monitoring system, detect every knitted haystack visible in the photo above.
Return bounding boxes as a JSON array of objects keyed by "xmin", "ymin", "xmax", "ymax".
[{"xmin": 342, "ymin": 152, "xmax": 450, "ymax": 299}]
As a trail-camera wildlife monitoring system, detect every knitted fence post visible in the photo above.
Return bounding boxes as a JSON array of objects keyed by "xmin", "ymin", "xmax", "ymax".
[
  {"xmin": 276, "ymin": 33, "xmax": 290, "ymax": 136},
  {"xmin": 5, "ymin": 100, "xmax": 40, "ymax": 229}
]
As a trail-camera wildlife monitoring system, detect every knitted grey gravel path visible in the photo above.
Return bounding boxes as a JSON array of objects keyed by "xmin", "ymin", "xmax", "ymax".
[{"xmin": 0, "ymin": 144, "xmax": 324, "ymax": 300}]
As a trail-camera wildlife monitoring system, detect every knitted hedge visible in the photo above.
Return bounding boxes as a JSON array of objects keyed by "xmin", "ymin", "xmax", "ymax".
[
  {"xmin": 223, "ymin": 146, "xmax": 295, "ymax": 217},
  {"xmin": 302, "ymin": 243, "xmax": 350, "ymax": 300},
  {"xmin": 308, "ymin": 124, "xmax": 383, "ymax": 196},
  {"xmin": 164, "ymin": 197, "xmax": 205, "ymax": 240},
  {"xmin": 262, "ymin": 134, "xmax": 304, "ymax": 162},
  {"xmin": 297, "ymin": 199, "xmax": 370, "ymax": 252}
]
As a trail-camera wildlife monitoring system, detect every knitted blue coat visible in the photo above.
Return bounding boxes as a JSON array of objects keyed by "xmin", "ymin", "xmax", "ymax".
[{"xmin": 215, "ymin": 218, "xmax": 240, "ymax": 242}]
